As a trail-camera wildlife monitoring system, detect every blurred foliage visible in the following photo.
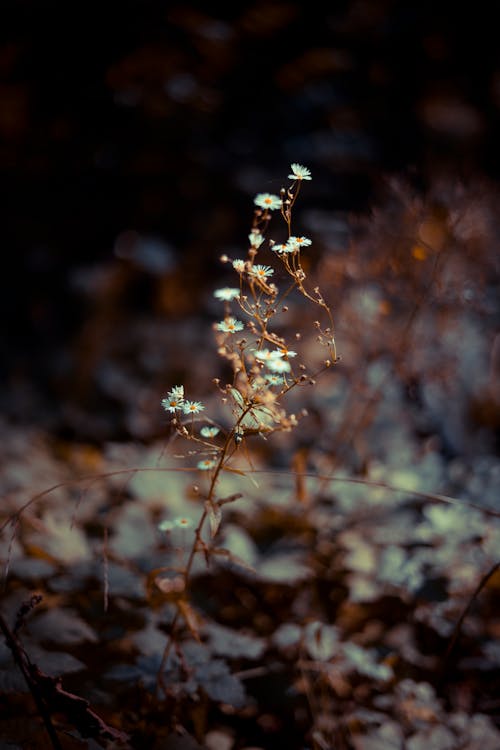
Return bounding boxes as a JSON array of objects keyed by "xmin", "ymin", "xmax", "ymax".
[{"xmin": 1, "ymin": 1, "xmax": 500, "ymax": 748}]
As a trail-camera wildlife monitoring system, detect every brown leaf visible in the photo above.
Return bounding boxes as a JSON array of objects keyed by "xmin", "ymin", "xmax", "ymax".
[{"xmin": 178, "ymin": 600, "xmax": 202, "ymax": 642}]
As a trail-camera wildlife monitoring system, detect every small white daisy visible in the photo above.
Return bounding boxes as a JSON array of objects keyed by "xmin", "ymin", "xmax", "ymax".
[
  {"xmin": 161, "ymin": 391, "xmax": 185, "ymax": 413},
  {"xmin": 254, "ymin": 193, "xmax": 282, "ymax": 211},
  {"xmin": 200, "ymin": 425, "xmax": 220, "ymax": 438},
  {"xmin": 232, "ymin": 259, "xmax": 246, "ymax": 273},
  {"xmin": 288, "ymin": 235, "xmax": 312, "ymax": 250},
  {"xmin": 197, "ymin": 457, "xmax": 217, "ymax": 470},
  {"xmin": 288, "ymin": 163, "xmax": 312, "ymax": 181},
  {"xmin": 266, "ymin": 358, "xmax": 292, "ymax": 373},
  {"xmin": 216, "ymin": 317, "xmax": 245, "ymax": 334},
  {"xmin": 265, "ymin": 373, "xmax": 285, "ymax": 386},
  {"xmin": 174, "ymin": 517, "xmax": 194, "ymax": 529},
  {"xmin": 254, "ymin": 349, "xmax": 285, "ymax": 362},
  {"xmin": 248, "ymin": 231, "xmax": 265, "ymax": 248},
  {"xmin": 214, "ymin": 287, "xmax": 240, "ymax": 302},
  {"xmin": 249, "ymin": 264, "xmax": 274, "ymax": 280},
  {"xmin": 272, "ymin": 241, "xmax": 294, "ymax": 254},
  {"xmin": 182, "ymin": 400, "xmax": 205, "ymax": 415},
  {"xmin": 169, "ymin": 385, "xmax": 185, "ymax": 399},
  {"xmin": 278, "ymin": 346, "xmax": 297, "ymax": 358}
]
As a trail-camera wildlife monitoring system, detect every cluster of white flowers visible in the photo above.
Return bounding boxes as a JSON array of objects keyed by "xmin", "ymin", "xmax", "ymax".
[
  {"xmin": 253, "ymin": 352, "xmax": 290, "ymax": 373},
  {"xmin": 161, "ymin": 385, "xmax": 205, "ymax": 415},
  {"xmin": 253, "ymin": 165, "xmax": 311, "ymax": 214},
  {"xmin": 161, "ymin": 163, "xmax": 315, "ymax": 454},
  {"xmin": 272, "ymin": 235, "xmax": 312, "ymax": 254}
]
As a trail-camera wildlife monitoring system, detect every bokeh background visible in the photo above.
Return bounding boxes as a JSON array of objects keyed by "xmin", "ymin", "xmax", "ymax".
[{"xmin": 2, "ymin": 0, "xmax": 500, "ymax": 444}]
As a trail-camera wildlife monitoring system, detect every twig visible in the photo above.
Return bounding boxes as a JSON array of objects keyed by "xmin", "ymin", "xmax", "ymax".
[
  {"xmin": 444, "ymin": 560, "xmax": 500, "ymax": 662},
  {"xmin": 0, "ymin": 596, "xmax": 129, "ymax": 747}
]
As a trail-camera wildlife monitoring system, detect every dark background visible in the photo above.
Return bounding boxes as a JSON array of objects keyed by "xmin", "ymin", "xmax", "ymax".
[{"xmin": 2, "ymin": 0, "xmax": 500, "ymax": 439}]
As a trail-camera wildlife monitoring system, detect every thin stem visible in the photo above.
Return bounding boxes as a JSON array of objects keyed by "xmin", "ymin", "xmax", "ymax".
[
  {"xmin": 444, "ymin": 560, "xmax": 500, "ymax": 662},
  {"xmin": 156, "ymin": 421, "xmax": 239, "ymax": 696}
]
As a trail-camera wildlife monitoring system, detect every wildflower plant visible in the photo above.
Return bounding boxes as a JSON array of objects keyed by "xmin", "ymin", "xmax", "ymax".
[{"xmin": 157, "ymin": 163, "xmax": 338, "ymax": 691}]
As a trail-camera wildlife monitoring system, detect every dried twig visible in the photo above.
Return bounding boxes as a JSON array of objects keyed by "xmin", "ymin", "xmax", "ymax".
[{"xmin": 0, "ymin": 596, "xmax": 130, "ymax": 747}]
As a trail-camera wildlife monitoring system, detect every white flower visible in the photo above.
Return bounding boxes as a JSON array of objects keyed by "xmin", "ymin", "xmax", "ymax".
[
  {"xmin": 249, "ymin": 264, "xmax": 274, "ymax": 280},
  {"xmin": 265, "ymin": 373, "xmax": 285, "ymax": 386},
  {"xmin": 278, "ymin": 346, "xmax": 297, "ymax": 358},
  {"xmin": 254, "ymin": 193, "xmax": 282, "ymax": 211},
  {"xmin": 254, "ymin": 348, "xmax": 284, "ymax": 362},
  {"xmin": 161, "ymin": 386, "xmax": 185, "ymax": 413},
  {"xmin": 248, "ymin": 231, "xmax": 265, "ymax": 248},
  {"xmin": 161, "ymin": 397, "xmax": 183, "ymax": 413},
  {"xmin": 266, "ymin": 358, "xmax": 291, "ymax": 373},
  {"xmin": 169, "ymin": 385, "xmax": 185, "ymax": 399},
  {"xmin": 200, "ymin": 425, "xmax": 220, "ymax": 438},
  {"xmin": 214, "ymin": 287, "xmax": 240, "ymax": 302},
  {"xmin": 216, "ymin": 317, "xmax": 245, "ymax": 334},
  {"xmin": 288, "ymin": 235, "xmax": 312, "ymax": 250},
  {"xmin": 182, "ymin": 400, "xmax": 205, "ymax": 415},
  {"xmin": 272, "ymin": 241, "xmax": 294, "ymax": 254},
  {"xmin": 232, "ymin": 259, "xmax": 246, "ymax": 273},
  {"xmin": 288, "ymin": 163, "xmax": 312, "ymax": 181},
  {"xmin": 197, "ymin": 458, "xmax": 217, "ymax": 470},
  {"xmin": 174, "ymin": 516, "xmax": 194, "ymax": 528}
]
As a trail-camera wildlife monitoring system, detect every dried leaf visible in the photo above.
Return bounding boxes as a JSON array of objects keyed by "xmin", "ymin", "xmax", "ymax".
[
  {"xmin": 304, "ymin": 621, "xmax": 339, "ymax": 661},
  {"xmin": 178, "ymin": 600, "xmax": 202, "ymax": 642},
  {"xmin": 206, "ymin": 501, "xmax": 222, "ymax": 538}
]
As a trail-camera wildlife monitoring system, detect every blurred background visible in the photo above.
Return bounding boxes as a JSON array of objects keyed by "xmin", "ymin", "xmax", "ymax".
[
  {"xmin": 2, "ymin": 8, "xmax": 500, "ymax": 744},
  {"xmin": 1, "ymin": 0, "xmax": 500, "ymax": 447}
]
